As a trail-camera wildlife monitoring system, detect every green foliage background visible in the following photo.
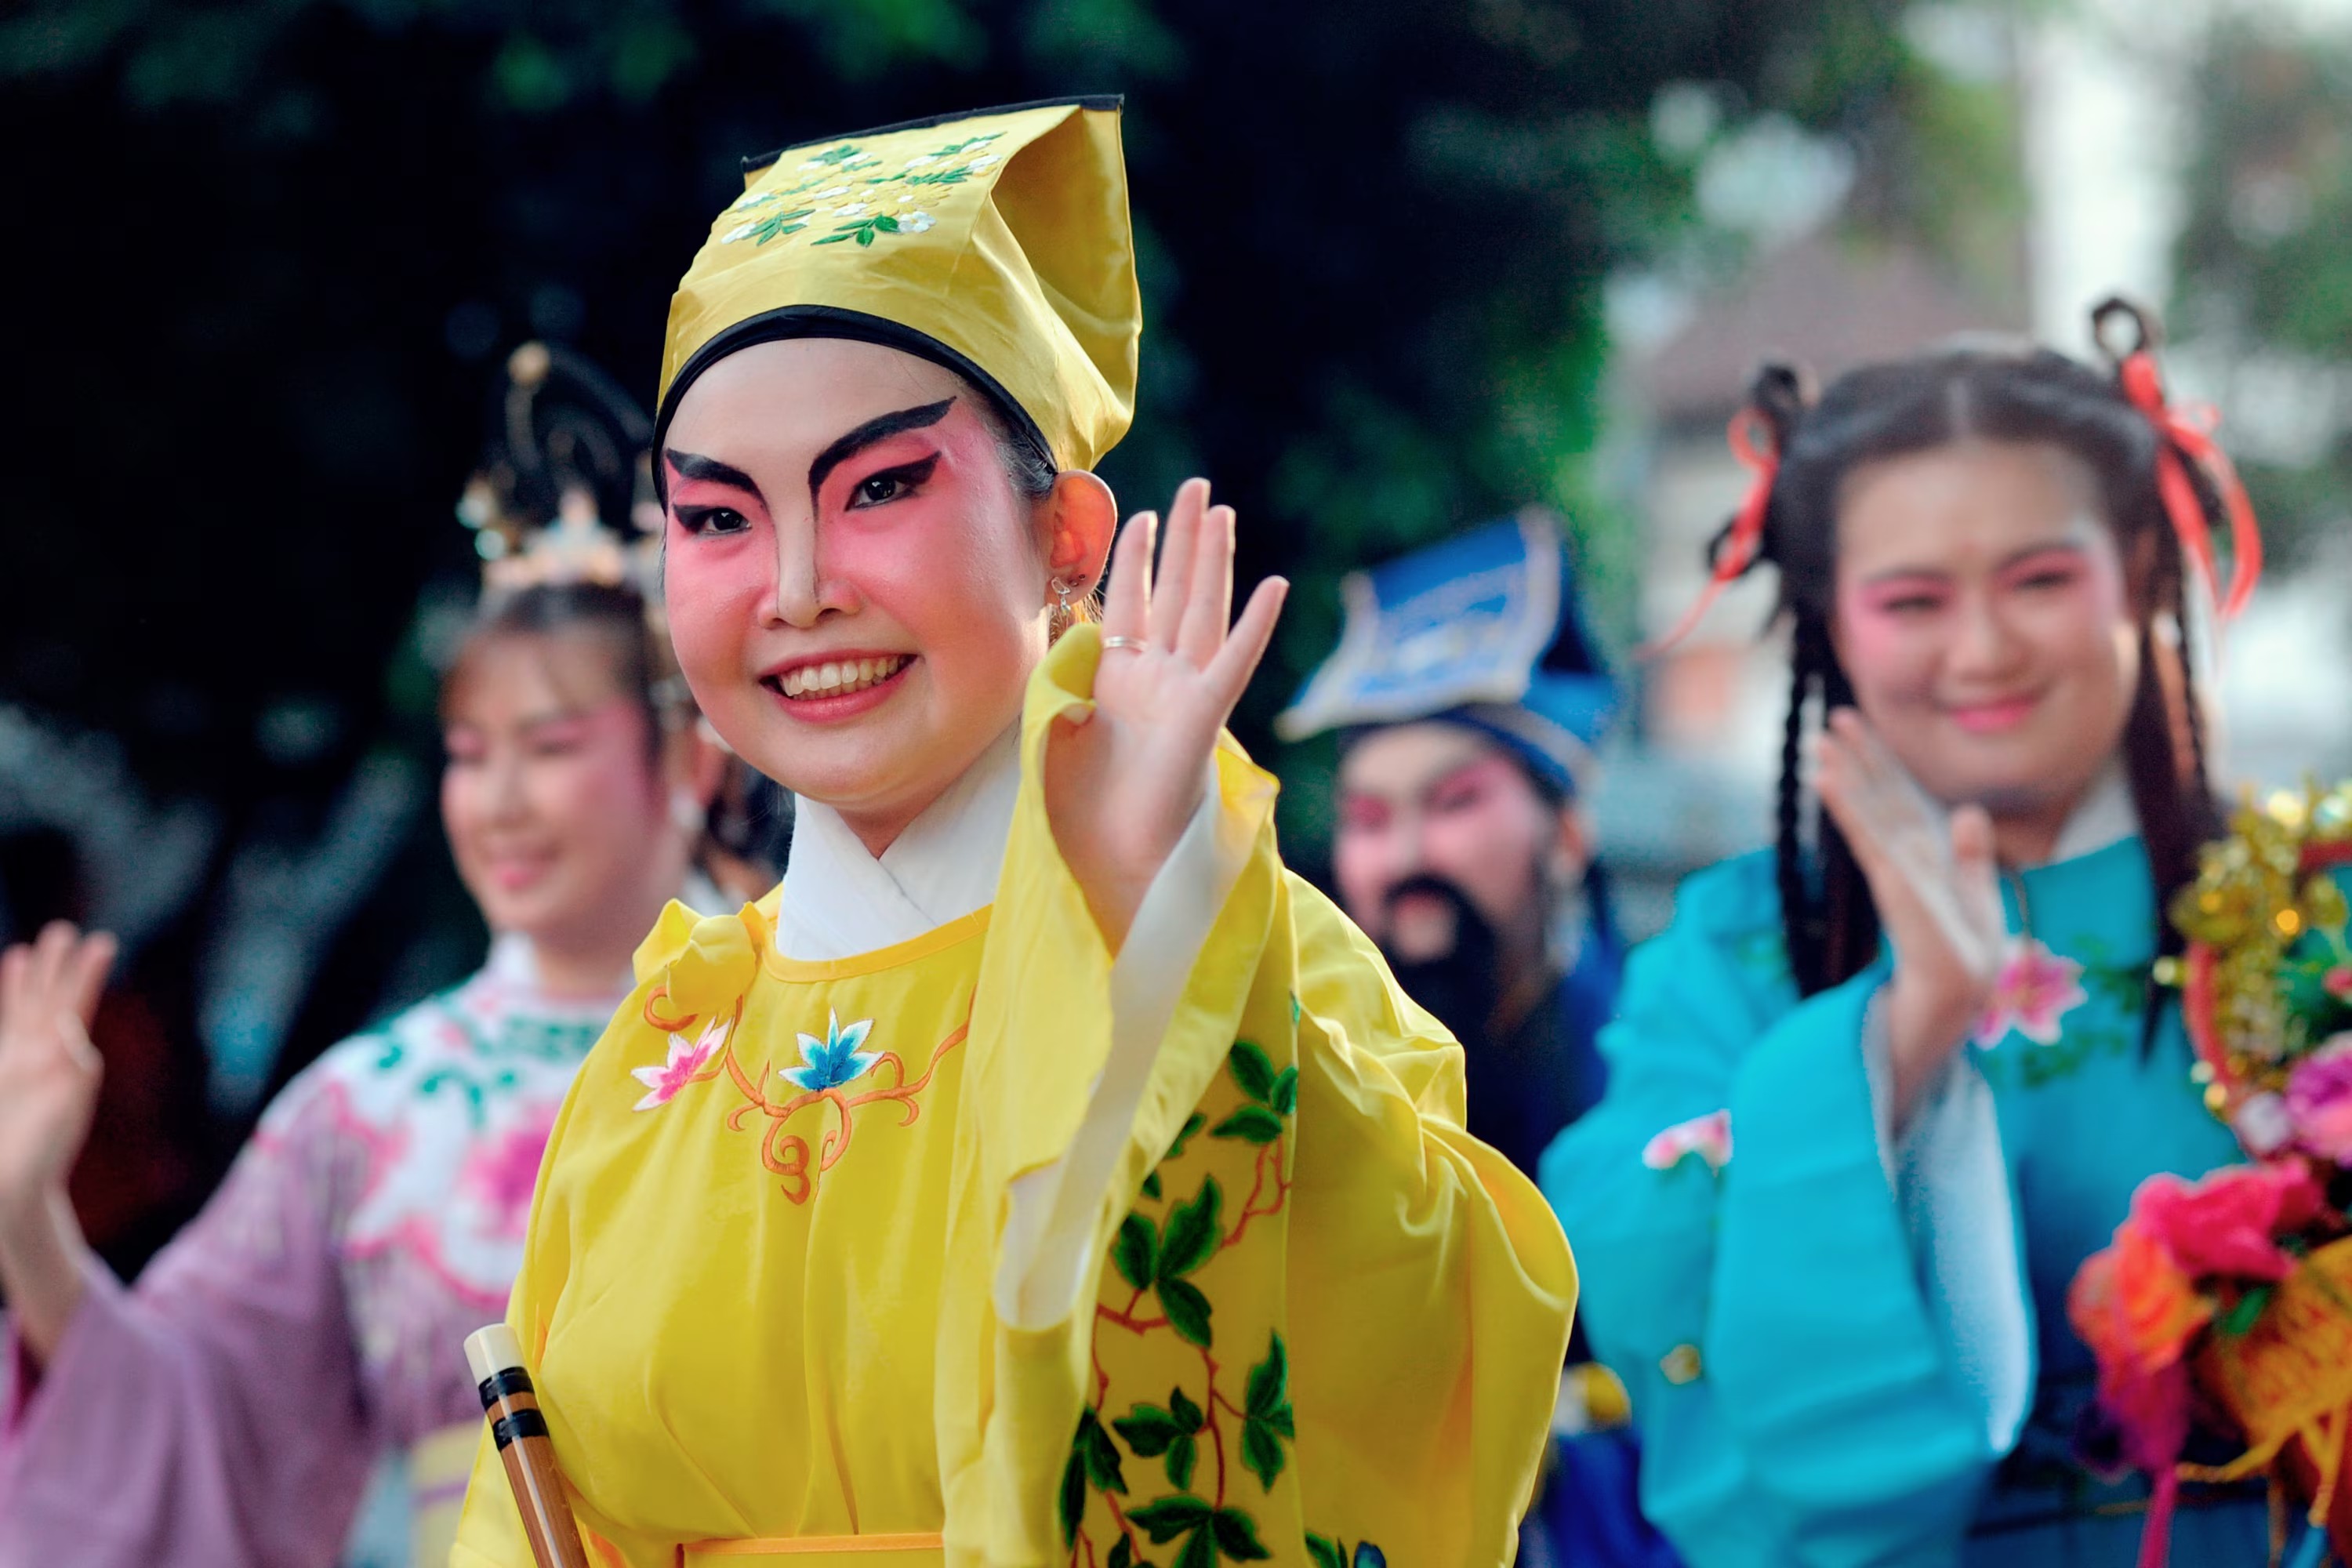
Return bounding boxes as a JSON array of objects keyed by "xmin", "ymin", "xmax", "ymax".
[
  {"xmin": 2, "ymin": 0, "xmax": 1969, "ymax": 848},
  {"xmin": 2171, "ymin": 18, "xmax": 2352, "ymax": 572}
]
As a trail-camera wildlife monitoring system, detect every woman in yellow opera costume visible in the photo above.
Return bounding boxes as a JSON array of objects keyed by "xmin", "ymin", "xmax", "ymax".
[{"xmin": 452, "ymin": 98, "xmax": 1576, "ymax": 1568}]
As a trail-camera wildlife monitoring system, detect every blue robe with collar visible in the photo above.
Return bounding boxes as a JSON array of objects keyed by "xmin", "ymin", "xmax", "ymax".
[{"xmin": 1540, "ymin": 837, "xmax": 2274, "ymax": 1567}]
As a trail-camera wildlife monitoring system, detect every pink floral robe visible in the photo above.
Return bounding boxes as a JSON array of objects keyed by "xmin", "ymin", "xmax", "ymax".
[{"xmin": 0, "ymin": 937, "xmax": 623, "ymax": 1568}]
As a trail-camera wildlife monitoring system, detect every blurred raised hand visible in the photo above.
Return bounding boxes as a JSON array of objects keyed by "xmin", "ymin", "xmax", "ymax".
[
  {"xmin": 1044, "ymin": 477, "xmax": 1287, "ymax": 947},
  {"xmin": 0, "ymin": 921, "xmax": 116, "ymax": 1360},
  {"xmin": 1813, "ymin": 708, "xmax": 2005, "ymax": 1128}
]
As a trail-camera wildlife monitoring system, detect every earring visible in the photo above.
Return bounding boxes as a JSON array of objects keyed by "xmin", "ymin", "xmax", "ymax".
[{"xmin": 1047, "ymin": 576, "xmax": 1079, "ymax": 641}]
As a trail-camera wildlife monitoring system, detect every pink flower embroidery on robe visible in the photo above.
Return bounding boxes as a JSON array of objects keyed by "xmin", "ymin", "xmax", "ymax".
[
  {"xmin": 1642, "ymin": 1109, "xmax": 1732, "ymax": 1173},
  {"xmin": 630, "ymin": 1018, "xmax": 730, "ymax": 1111},
  {"xmin": 459, "ymin": 1110, "xmax": 558, "ymax": 1237},
  {"xmin": 1973, "ymin": 936, "xmax": 2089, "ymax": 1048}
]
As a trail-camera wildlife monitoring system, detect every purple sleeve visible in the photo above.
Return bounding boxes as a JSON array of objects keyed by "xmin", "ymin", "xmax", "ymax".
[{"xmin": 0, "ymin": 1090, "xmax": 380, "ymax": 1568}]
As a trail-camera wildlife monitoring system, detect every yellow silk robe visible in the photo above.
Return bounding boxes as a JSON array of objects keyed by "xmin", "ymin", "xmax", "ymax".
[{"xmin": 452, "ymin": 630, "xmax": 1577, "ymax": 1568}]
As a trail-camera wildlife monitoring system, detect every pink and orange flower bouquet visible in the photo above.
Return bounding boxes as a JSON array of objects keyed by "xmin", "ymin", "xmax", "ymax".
[{"xmin": 2070, "ymin": 782, "xmax": 2352, "ymax": 1566}]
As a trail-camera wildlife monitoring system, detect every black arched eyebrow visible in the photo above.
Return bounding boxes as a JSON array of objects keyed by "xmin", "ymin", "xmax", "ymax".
[
  {"xmin": 807, "ymin": 398, "xmax": 955, "ymax": 504},
  {"xmin": 663, "ymin": 449, "xmax": 765, "ymax": 505}
]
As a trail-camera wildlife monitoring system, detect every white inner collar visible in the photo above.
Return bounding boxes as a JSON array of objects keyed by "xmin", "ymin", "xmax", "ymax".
[
  {"xmin": 481, "ymin": 931, "xmax": 636, "ymax": 1016},
  {"xmin": 2042, "ymin": 762, "xmax": 2137, "ymax": 868},
  {"xmin": 769, "ymin": 724, "xmax": 1023, "ymax": 961}
]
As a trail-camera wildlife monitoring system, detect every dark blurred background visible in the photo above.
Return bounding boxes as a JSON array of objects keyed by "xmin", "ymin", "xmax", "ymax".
[{"xmin": 5, "ymin": 0, "xmax": 2349, "ymax": 1268}]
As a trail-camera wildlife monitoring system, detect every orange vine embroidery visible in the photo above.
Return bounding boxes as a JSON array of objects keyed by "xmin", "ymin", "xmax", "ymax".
[
  {"xmin": 1219, "ymin": 1138, "xmax": 1293, "ymax": 1257},
  {"xmin": 1076, "ymin": 1040, "xmax": 1300, "ymax": 1566},
  {"xmin": 1200, "ymin": 1345, "xmax": 1233, "ymax": 1508},
  {"xmin": 714, "ymin": 1016, "xmax": 968, "ymax": 1204},
  {"xmin": 642, "ymin": 985, "xmax": 701, "ymax": 1036}
]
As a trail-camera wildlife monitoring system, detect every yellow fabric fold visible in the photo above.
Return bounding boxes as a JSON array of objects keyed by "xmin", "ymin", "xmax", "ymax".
[
  {"xmin": 938, "ymin": 626, "xmax": 1285, "ymax": 1563},
  {"xmin": 632, "ymin": 899, "xmax": 764, "ymax": 1018},
  {"xmin": 937, "ymin": 626, "xmax": 1577, "ymax": 1565}
]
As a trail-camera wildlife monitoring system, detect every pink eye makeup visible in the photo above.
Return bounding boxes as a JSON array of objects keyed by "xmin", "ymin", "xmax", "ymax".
[
  {"xmin": 522, "ymin": 719, "xmax": 593, "ymax": 757},
  {"xmin": 664, "ymin": 449, "xmax": 770, "ymax": 539},
  {"xmin": 1998, "ymin": 546, "xmax": 2088, "ymax": 593},
  {"xmin": 1423, "ymin": 757, "xmax": 1514, "ymax": 813},
  {"xmin": 840, "ymin": 452, "xmax": 942, "ymax": 511},
  {"xmin": 1854, "ymin": 577, "xmax": 1951, "ymax": 617},
  {"xmin": 670, "ymin": 503, "xmax": 754, "ymax": 537}
]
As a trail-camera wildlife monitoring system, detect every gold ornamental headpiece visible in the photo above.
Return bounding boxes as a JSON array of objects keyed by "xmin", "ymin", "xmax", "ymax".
[
  {"xmin": 456, "ymin": 341, "xmax": 662, "ymax": 601},
  {"xmin": 655, "ymin": 96, "xmax": 1139, "ymax": 474}
]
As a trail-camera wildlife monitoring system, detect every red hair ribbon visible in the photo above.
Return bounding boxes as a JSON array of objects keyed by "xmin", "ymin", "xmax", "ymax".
[
  {"xmin": 2117, "ymin": 350, "xmax": 2263, "ymax": 623},
  {"xmin": 1639, "ymin": 408, "xmax": 1777, "ymax": 658}
]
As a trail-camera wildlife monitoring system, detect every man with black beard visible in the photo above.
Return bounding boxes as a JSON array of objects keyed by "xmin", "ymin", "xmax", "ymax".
[
  {"xmin": 1376, "ymin": 868, "xmax": 1614, "ymax": 1179},
  {"xmin": 1280, "ymin": 513, "xmax": 1680, "ymax": 1568},
  {"xmin": 1277, "ymin": 512, "xmax": 1621, "ymax": 1176}
]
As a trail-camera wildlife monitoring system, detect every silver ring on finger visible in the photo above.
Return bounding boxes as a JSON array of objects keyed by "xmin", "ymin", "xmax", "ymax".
[{"xmin": 1101, "ymin": 636, "xmax": 1148, "ymax": 653}]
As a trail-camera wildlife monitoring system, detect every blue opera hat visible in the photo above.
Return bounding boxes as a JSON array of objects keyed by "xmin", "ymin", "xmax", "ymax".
[{"xmin": 1273, "ymin": 510, "xmax": 1618, "ymax": 796}]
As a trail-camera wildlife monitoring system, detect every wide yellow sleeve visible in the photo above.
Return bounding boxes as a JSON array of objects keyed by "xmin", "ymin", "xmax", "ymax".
[
  {"xmin": 1285, "ymin": 877, "xmax": 1580, "ymax": 1563},
  {"xmin": 935, "ymin": 626, "xmax": 1577, "ymax": 1567}
]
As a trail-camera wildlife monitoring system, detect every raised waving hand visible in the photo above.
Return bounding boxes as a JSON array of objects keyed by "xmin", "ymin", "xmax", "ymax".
[
  {"xmin": 1044, "ymin": 477, "xmax": 1287, "ymax": 947},
  {"xmin": 0, "ymin": 920, "xmax": 117, "ymax": 1360}
]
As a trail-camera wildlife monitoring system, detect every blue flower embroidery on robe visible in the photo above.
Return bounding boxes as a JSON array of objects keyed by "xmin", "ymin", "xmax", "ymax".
[{"xmin": 782, "ymin": 1010, "xmax": 882, "ymax": 1092}]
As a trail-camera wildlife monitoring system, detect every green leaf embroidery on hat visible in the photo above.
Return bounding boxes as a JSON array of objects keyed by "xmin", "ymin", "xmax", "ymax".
[
  {"xmin": 724, "ymin": 208, "xmax": 813, "ymax": 245},
  {"xmin": 927, "ymin": 132, "xmax": 1002, "ymax": 158},
  {"xmin": 797, "ymin": 142, "xmax": 869, "ymax": 169},
  {"xmin": 813, "ymin": 212, "xmax": 904, "ymax": 248}
]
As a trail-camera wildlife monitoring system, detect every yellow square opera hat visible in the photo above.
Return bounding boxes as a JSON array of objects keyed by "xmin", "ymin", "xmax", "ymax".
[{"xmin": 655, "ymin": 96, "xmax": 1140, "ymax": 474}]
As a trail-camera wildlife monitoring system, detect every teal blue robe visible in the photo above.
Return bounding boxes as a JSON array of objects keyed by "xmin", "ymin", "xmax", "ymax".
[{"xmin": 1540, "ymin": 836, "xmax": 2277, "ymax": 1566}]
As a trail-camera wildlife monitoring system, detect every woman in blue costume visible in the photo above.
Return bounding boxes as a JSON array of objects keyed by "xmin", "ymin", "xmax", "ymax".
[{"xmin": 1540, "ymin": 299, "xmax": 2291, "ymax": 1566}]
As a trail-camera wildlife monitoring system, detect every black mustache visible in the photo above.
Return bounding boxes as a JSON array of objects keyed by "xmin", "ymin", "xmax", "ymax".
[
  {"xmin": 1381, "ymin": 872, "xmax": 1477, "ymax": 919},
  {"xmin": 1377, "ymin": 875, "xmax": 1501, "ymax": 1048}
]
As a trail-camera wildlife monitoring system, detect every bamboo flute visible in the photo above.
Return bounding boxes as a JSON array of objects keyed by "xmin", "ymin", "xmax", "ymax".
[{"xmin": 465, "ymin": 1323, "xmax": 593, "ymax": 1568}]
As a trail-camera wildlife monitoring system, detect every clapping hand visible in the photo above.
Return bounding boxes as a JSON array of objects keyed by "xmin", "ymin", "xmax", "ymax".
[
  {"xmin": 1044, "ymin": 478, "xmax": 1287, "ymax": 948},
  {"xmin": 1813, "ymin": 709, "xmax": 2005, "ymax": 1127}
]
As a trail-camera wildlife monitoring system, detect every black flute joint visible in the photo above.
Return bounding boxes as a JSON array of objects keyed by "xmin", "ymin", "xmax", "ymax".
[{"xmin": 466, "ymin": 1323, "xmax": 593, "ymax": 1568}]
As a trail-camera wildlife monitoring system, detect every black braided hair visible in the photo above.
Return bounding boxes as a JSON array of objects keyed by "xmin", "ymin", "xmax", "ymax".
[
  {"xmin": 1731, "ymin": 299, "xmax": 2223, "ymax": 1000},
  {"xmin": 1773, "ymin": 612, "xmax": 1828, "ymax": 993},
  {"xmin": 2119, "ymin": 539, "xmax": 2223, "ymax": 1043}
]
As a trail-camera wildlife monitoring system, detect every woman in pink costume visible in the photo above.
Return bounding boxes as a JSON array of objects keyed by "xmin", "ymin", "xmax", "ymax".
[{"xmin": 0, "ymin": 352, "xmax": 731, "ymax": 1568}]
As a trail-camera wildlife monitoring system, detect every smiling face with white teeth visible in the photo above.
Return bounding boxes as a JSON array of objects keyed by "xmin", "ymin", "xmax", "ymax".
[{"xmin": 661, "ymin": 336, "xmax": 1117, "ymax": 857}]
